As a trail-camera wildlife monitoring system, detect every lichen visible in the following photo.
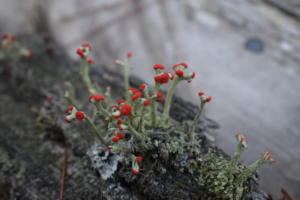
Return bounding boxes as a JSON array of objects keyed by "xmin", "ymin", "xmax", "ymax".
[
  {"xmin": 62, "ymin": 44, "xmax": 274, "ymax": 199},
  {"xmin": 189, "ymin": 149, "xmax": 249, "ymax": 200},
  {"xmin": 0, "ymin": 33, "xmax": 32, "ymax": 61},
  {"xmin": 88, "ymin": 144, "xmax": 122, "ymax": 180}
]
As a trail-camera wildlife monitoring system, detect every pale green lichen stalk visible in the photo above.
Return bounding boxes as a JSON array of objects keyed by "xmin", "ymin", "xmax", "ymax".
[
  {"xmin": 163, "ymin": 75, "xmax": 180, "ymax": 117},
  {"xmin": 162, "ymin": 63, "xmax": 195, "ymax": 118},
  {"xmin": 115, "ymin": 52, "xmax": 132, "ymax": 102},
  {"xmin": 188, "ymin": 92, "xmax": 212, "ymax": 142}
]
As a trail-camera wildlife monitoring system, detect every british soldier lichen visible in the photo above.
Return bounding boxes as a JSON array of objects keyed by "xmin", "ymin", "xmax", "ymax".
[
  {"xmin": 0, "ymin": 33, "xmax": 32, "ymax": 61},
  {"xmin": 64, "ymin": 43, "xmax": 275, "ymax": 199}
]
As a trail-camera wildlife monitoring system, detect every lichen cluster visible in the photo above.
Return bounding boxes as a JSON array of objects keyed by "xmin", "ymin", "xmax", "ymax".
[
  {"xmin": 0, "ymin": 33, "xmax": 32, "ymax": 61},
  {"xmin": 63, "ymin": 43, "xmax": 275, "ymax": 199}
]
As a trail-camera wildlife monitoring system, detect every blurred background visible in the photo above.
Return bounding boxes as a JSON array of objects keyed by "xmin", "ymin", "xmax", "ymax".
[{"xmin": 1, "ymin": 0, "xmax": 300, "ymax": 198}]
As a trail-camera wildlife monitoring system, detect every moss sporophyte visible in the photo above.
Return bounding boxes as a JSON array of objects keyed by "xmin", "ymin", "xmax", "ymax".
[{"xmin": 64, "ymin": 43, "xmax": 275, "ymax": 199}]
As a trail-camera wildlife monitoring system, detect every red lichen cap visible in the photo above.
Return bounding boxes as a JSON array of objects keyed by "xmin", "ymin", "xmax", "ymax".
[
  {"xmin": 117, "ymin": 120, "xmax": 127, "ymax": 130},
  {"xmin": 191, "ymin": 72, "xmax": 196, "ymax": 79},
  {"xmin": 112, "ymin": 107, "xmax": 121, "ymax": 119},
  {"xmin": 76, "ymin": 48, "xmax": 85, "ymax": 58},
  {"xmin": 1, "ymin": 33, "xmax": 8, "ymax": 39},
  {"xmin": 186, "ymin": 72, "xmax": 196, "ymax": 83},
  {"xmin": 173, "ymin": 62, "xmax": 188, "ymax": 70},
  {"xmin": 27, "ymin": 50, "xmax": 33, "ymax": 58},
  {"xmin": 112, "ymin": 137, "xmax": 120, "ymax": 143},
  {"xmin": 118, "ymin": 124, "xmax": 127, "ymax": 130},
  {"xmin": 131, "ymin": 91, "xmax": 142, "ymax": 101},
  {"xmin": 154, "ymin": 72, "xmax": 171, "ymax": 84},
  {"xmin": 235, "ymin": 133, "xmax": 246, "ymax": 142},
  {"xmin": 175, "ymin": 69, "xmax": 184, "ymax": 77},
  {"xmin": 112, "ymin": 112, "xmax": 121, "ymax": 119},
  {"xmin": 9, "ymin": 34, "xmax": 16, "ymax": 41},
  {"xmin": 156, "ymin": 92, "xmax": 164, "ymax": 102},
  {"xmin": 76, "ymin": 111, "xmax": 85, "ymax": 120},
  {"xmin": 127, "ymin": 52, "xmax": 133, "ymax": 58},
  {"xmin": 131, "ymin": 169, "xmax": 140, "ymax": 175},
  {"xmin": 204, "ymin": 96, "xmax": 212, "ymax": 103},
  {"xmin": 87, "ymin": 58, "xmax": 95, "ymax": 64},
  {"xmin": 64, "ymin": 116, "xmax": 72, "ymax": 123},
  {"xmin": 139, "ymin": 83, "xmax": 148, "ymax": 91},
  {"xmin": 235, "ymin": 133, "xmax": 247, "ymax": 147},
  {"xmin": 118, "ymin": 99, "xmax": 126, "ymax": 104},
  {"xmin": 262, "ymin": 152, "xmax": 276, "ymax": 163},
  {"xmin": 67, "ymin": 105, "xmax": 75, "ymax": 114},
  {"xmin": 136, "ymin": 156, "xmax": 143, "ymax": 163},
  {"xmin": 198, "ymin": 92, "xmax": 205, "ymax": 96},
  {"xmin": 89, "ymin": 94, "xmax": 105, "ymax": 103},
  {"xmin": 119, "ymin": 104, "xmax": 132, "ymax": 116},
  {"xmin": 170, "ymin": 73, "xmax": 174, "ymax": 80},
  {"xmin": 128, "ymin": 88, "xmax": 139, "ymax": 95},
  {"xmin": 153, "ymin": 64, "xmax": 165, "ymax": 70},
  {"xmin": 81, "ymin": 43, "xmax": 92, "ymax": 51},
  {"xmin": 143, "ymin": 99, "xmax": 151, "ymax": 106},
  {"xmin": 76, "ymin": 43, "xmax": 92, "ymax": 58},
  {"xmin": 115, "ymin": 133, "xmax": 124, "ymax": 140},
  {"xmin": 179, "ymin": 62, "xmax": 188, "ymax": 69}
]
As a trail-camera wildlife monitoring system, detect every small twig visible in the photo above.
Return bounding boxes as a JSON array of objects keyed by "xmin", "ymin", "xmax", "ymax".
[{"xmin": 59, "ymin": 147, "xmax": 69, "ymax": 200}]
